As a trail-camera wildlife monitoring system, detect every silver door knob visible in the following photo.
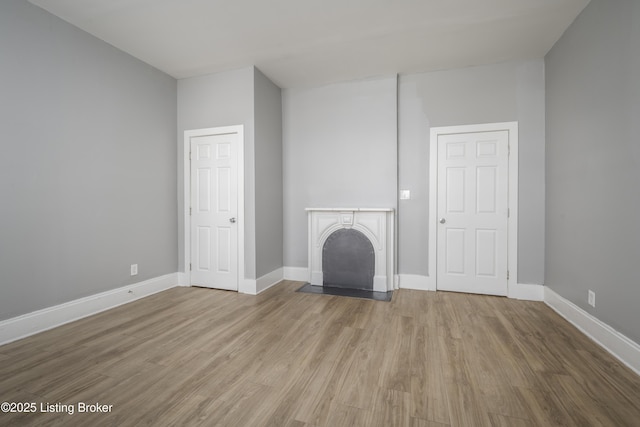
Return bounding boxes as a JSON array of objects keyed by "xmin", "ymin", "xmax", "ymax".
[
  {"xmin": 229, "ymin": 217, "xmax": 236, "ymax": 223},
  {"xmin": 439, "ymin": 218, "xmax": 446, "ymax": 224}
]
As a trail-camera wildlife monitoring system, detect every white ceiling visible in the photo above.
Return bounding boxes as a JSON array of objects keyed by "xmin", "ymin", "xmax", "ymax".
[{"xmin": 28, "ymin": 0, "xmax": 590, "ymax": 89}]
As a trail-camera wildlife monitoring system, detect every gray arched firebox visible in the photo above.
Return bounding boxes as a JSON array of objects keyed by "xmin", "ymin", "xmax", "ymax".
[{"xmin": 322, "ymin": 228, "xmax": 375, "ymax": 290}]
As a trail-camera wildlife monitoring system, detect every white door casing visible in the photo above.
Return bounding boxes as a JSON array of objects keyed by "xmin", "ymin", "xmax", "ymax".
[
  {"xmin": 184, "ymin": 126, "xmax": 244, "ymax": 291},
  {"xmin": 428, "ymin": 122, "xmax": 518, "ymax": 296}
]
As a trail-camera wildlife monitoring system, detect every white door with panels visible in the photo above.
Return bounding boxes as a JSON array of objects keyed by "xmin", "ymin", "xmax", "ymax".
[
  {"xmin": 436, "ymin": 130, "xmax": 509, "ymax": 296},
  {"xmin": 190, "ymin": 131, "xmax": 239, "ymax": 291}
]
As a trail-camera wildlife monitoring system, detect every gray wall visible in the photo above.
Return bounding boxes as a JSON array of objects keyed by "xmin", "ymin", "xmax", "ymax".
[
  {"xmin": 283, "ymin": 77, "xmax": 398, "ymax": 268},
  {"xmin": 398, "ymin": 60, "xmax": 546, "ymax": 284},
  {"xmin": 0, "ymin": 0, "xmax": 177, "ymax": 321},
  {"xmin": 254, "ymin": 69, "xmax": 284, "ymax": 278},
  {"xmin": 545, "ymin": 0, "xmax": 640, "ymax": 343},
  {"xmin": 177, "ymin": 67, "xmax": 256, "ymax": 278}
]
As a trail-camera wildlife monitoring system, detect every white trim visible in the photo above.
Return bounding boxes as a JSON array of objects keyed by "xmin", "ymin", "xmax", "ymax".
[
  {"xmin": 544, "ymin": 287, "xmax": 640, "ymax": 376},
  {"xmin": 0, "ymin": 273, "xmax": 178, "ymax": 346},
  {"xmin": 255, "ymin": 268, "xmax": 284, "ymax": 294},
  {"xmin": 429, "ymin": 122, "xmax": 518, "ymax": 296},
  {"xmin": 305, "ymin": 207, "xmax": 394, "ymax": 212},
  {"xmin": 239, "ymin": 278, "xmax": 257, "ymax": 295},
  {"xmin": 398, "ymin": 274, "xmax": 435, "ymax": 291},
  {"xmin": 177, "ymin": 272, "xmax": 190, "ymax": 287},
  {"xmin": 183, "ymin": 125, "xmax": 245, "ymax": 291},
  {"xmin": 509, "ymin": 283, "xmax": 544, "ymax": 301},
  {"xmin": 237, "ymin": 272, "xmax": 284, "ymax": 295},
  {"xmin": 284, "ymin": 266, "xmax": 309, "ymax": 282}
]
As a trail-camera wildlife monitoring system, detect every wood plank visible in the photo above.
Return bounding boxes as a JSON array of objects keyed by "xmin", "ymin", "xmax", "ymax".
[{"xmin": 0, "ymin": 281, "xmax": 638, "ymax": 427}]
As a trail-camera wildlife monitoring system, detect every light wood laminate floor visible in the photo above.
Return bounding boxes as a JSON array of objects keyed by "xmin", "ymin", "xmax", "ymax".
[{"xmin": 1, "ymin": 281, "xmax": 639, "ymax": 426}]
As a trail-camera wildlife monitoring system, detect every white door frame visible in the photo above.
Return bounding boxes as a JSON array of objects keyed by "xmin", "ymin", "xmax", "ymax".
[
  {"xmin": 428, "ymin": 122, "xmax": 518, "ymax": 294},
  {"xmin": 183, "ymin": 125, "xmax": 245, "ymax": 290}
]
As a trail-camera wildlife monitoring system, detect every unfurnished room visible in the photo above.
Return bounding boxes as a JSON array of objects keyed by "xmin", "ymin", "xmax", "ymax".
[{"xmin": 1, "ymin": 0, "xmax": 639, "ymax": 425}]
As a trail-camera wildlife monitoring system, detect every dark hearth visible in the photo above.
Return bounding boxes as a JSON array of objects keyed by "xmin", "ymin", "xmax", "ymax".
[{"xmin": 296, "ymin": 283, "xmax": 392, "ymax": 302}]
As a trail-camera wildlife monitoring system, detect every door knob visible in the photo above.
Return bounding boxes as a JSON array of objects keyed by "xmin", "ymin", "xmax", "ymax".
[
  {"xmin": 229, "ymin": 217, "xmax": 236, "ymax": 223},
  {"xmin": 439, "ymin": 218, "xmax": 446, "ymax": 224}
]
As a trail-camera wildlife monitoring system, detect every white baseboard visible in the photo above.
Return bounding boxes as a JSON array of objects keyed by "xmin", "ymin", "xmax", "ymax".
[
  {"xmin": 239, "ymin": 278, "xmax": 257, "ymax": 295},
  {"xmin": 283, "ymin": 266, "xmax": 309, "ymax": 282},
  {"xmin": 0, "ymin": 273, "xmax": 179, "ymax": 346},
  {"xmin": 509, "ymin": 283, "xmax": 544, "ymax": 301},
  {"xmin": 177, "ymin": 272, "xmax": 190, "ymax": 286},
  {"xmin": 256, "ymin": 268, "xmax": 284, "ymax": 294},
  {"xmin": 397, "ymin": 276, "xmax": 543, "ymax": 300},
  {"xmin": 182, "ymin": 269, "xmax": 283, "ymax": 296},
  {"xmin": 239, "ymin": 268, "xmax": 284, "ymax": 295},
  {"xmin": 398, "ymin": 274, "xmax": 435, "ymax": 291},
  {"xmin": 544, "ymin": 287, "xmax": 640, "ymax": 376}
]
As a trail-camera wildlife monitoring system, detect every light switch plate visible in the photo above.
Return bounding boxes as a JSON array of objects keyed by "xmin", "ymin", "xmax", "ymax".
[{"xmin": 400, "ymin": 190, "xmax": 411, "ymax": 200}]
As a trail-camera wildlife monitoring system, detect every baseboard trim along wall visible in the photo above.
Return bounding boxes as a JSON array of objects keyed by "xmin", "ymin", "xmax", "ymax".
[
  {"xmin": 544, "ymin": 287, "xmax": 640, "ymax": 376},
  {"xmin": 256, "ymin": 268, "xmax": 284, "ymax": 294},
  {"xmin": 0, "ymin": 273, "xmax": 179, "ymax": 346},
  {"xmin": 398, "ymin": 274, "xmax": 435, "ymax": 291},
  {"xmin": 396, "ymin": 274, "xmax": 543, "ymax": 300},
  {"xmin": 177, "ymin": 272, "xmax": 190, "ymax": 286},
  {"xmin": 239, "ymin": 278, "xmax": 256, "ymax": 295},
  {"xmin": 508, "ymin": 283, "xmax": 544, "ymax": 301},
  {"xmin": 283, "ymin": 266, "xmax": 309, "ymax": 282},
  {"xmin": 238, "ymin": 268, "xmax": 285, "ymax": 295},
  {"xmin": 3, "ymin": 270, "xmax": 636, "ymax": 377}
]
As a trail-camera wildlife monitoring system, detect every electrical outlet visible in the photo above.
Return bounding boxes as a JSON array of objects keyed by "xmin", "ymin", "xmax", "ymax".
[
  {"xmin": 130, "ymin": 264, "xmax": 138, "ymax": 276},
  {"xmin": 588, "ymin": 290, "xmax": 595, "ymax": 307}
]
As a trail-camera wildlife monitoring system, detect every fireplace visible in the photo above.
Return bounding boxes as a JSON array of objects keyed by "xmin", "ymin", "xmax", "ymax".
[
  {"xmin": 307, "ymin": 208, "xmax": 395, "ymax": 292},
  {"xmin": 322, "ymin": 228, "xmax": 375, "ymax": 290}
]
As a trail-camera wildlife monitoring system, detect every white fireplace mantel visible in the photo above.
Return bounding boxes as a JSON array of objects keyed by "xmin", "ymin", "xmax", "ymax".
[{"xmin": 306, "ymin": 208, "xmax": 395, "ymax": 292}]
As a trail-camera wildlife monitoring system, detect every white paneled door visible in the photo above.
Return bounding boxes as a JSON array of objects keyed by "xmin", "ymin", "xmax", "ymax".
[
  {"xmin": 190, "ymin": 132, "xmax": 239, "ymax": 291},
  {"xmin": 436, "ymin": 130, "xmax": 509, "ymax": 296}
]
